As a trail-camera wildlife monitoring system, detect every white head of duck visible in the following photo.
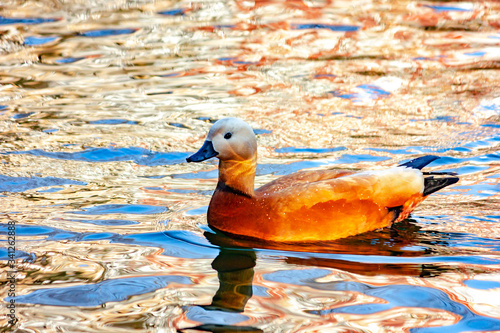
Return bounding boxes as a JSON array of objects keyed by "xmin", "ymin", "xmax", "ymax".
[{"xmin": 187, "ymin": 118, "xmax": 258, "ymax": 196}]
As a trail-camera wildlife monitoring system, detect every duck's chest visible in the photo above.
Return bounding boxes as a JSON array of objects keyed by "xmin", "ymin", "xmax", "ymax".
[
  {"xmin": 207, "ymin": 189, "xmax": 270, "ymax": 233},
  {"xmin": 208, "ymin": 189, "xmax": 255, "ymax": 218}
]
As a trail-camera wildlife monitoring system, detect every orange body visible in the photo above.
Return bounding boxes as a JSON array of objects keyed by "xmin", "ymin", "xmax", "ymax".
[{"xmin": 208, "ymin": 168, "xmax": 426, "ymax": 242}]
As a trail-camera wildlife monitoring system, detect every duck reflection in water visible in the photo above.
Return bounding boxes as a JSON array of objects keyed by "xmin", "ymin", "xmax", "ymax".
[
  {"xmin": 181, "ymin": 242, "xmax": 260, "ymax": 333},
  {"xmin": 206, "ymin": 246, "xmax": 256, "ymax": 313}
]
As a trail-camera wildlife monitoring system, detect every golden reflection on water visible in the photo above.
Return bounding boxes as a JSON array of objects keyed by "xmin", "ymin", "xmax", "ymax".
[{"xmin": 0, "ymin": 0, "xmax": 499, "ymax": 332}]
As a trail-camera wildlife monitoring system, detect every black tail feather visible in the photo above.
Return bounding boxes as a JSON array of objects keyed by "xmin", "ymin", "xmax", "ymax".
[
  {"xmin": 399, "ymin": 155, "xmax": 439, "ymax": 170},
  {"xmin": 421, "ymin": 171, "xmax": 458, "ymax": 176},
  {"xmin": 423, "ymin": 174, "xmax": 459, "ymax": 196}
]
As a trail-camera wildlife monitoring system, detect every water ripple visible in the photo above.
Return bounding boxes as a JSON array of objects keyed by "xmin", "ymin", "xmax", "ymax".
[
  {"xmin": 2, "ymin": 147, "xmax": 190, "ymax": 166},
  {"xmin": 291, "ymin": 23, "xmax": 360, "ymax": 32},
  {"xmin": 158, "ymin": 9, "xmax": 186, "ymax": 16},
  {"xmin": 275, "ymin": 147, "xmax": 346, "ymax": 154},
  {"xmin": 0, "ymin": 16, "xmax": 58, "ymax": 25},
  {"xmin": 9, "ymin": 275, "xmax": 191, "ymax": 307},
  {"xmin": 0, "ymin": 0, "xmax": 499, "ymax": 331},
  {"xmin": 0, "ymin": 175, "xmax": 86, "ymax": 193},
  {"xmin": 464, "ymin": 279, "xmax": 500, "ymax": 290},
  {"xmin": 68, "ymin": 204, "xmax": 168, "ymax": 215},
  {"xmin": 312, "ymin": 283, "xmax": 500, "ymax": 332},
  {"xmin": 79, "ymin": 28, "xmax": 138, "ymax": 38},
  {"xmin": 423, "ymin": 5, "xmax": 473, "ymax": 12}
]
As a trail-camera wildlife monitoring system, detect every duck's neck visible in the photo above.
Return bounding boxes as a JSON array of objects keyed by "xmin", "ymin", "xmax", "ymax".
[{"xmin": 217, "ymin": 157, "xmax": 256, "ymax": 197}]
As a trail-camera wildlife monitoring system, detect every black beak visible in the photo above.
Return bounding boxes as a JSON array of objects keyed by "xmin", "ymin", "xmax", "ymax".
[{"xmin": 186, "ymin": 140, "xmax": 219, "ymax": 163}]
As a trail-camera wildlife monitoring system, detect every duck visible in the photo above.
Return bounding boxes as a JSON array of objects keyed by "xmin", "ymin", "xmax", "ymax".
[{"xmin": 186, "ymin": 118, "xmax": 459, "ymax": 243}]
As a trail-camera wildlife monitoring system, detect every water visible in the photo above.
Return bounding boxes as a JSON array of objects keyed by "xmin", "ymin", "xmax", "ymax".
[{"xmin": 0, "ymin": 0, "xmax": 499, "ymax": 332}]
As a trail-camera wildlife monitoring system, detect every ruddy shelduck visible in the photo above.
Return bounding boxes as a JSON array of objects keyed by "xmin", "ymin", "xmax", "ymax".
[{"xmin": 187, "ymin": 118, "xmax": 459, "ymax": 242}]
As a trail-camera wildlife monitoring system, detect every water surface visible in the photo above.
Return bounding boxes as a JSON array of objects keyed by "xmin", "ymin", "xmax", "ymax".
[{"xmin": 0, "ymin": 0, "xmax": 499, "ymax": 332}]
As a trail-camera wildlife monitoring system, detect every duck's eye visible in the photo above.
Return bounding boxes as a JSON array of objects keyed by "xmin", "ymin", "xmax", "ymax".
[{"xmin": 224, "ymin": 132, "xmax": 232, "ymax": 139}]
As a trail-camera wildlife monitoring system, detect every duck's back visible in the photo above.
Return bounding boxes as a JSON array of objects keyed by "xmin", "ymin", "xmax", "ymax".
[{"xmin": 256, "ymin": 169, "xmax": 356, "ymax": 193}]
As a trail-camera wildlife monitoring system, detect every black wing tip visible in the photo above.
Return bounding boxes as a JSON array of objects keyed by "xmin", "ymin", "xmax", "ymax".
[{"xmin": 399, "ymin": 155, "xmax": 440, "ymax": 170}]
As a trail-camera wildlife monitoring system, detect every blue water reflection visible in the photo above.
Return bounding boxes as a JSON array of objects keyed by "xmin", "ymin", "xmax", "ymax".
[
  {"xmin": 79, "ymin": 28, "xmax": 137, "ymax": 38},
  {"xmin": 120, "ymin": 231, "xmax": 220, "ymax": 259},
  {"xmin": 68, "ymin": 204, "xmax": 168, "ymax": 215},
  {"xmin": 64, "ymin": 218, "xmax": 140, "ymax": 226},
  {"xmin": 0, "ymin": 175, "xmax": 86, "ymax": 193},
  {"xmin": 24, "ymin": 36, "xmax": 58, "ymax": 46},
  {"xmin": 2, "ymin": 147, "xmax": 190, "ymax": 166},
  {"xmin": 291, "ymin": 24, "xmax": 360, "ymax": 32},
  {"xmin": 0, "ymin": 16, "xmax": 57, "ymax": 25},
  {"xmin": 0, "ymin": 223, "xmax": 218, "ymax": 259},
  {"xmin": 158, "ymin": 9, "xmax": 186, "ymax": 16},
  {"xmin": 423, "ymin": 5, "xmax": 472, "ymax": 12},
  {"xmin": 12, "ymin": 112, "xmax": 34, "ymax": 119},
  {"xmin": 330, "ymin": 84, "xmax": 392, "ymax": 101},
  {"xmin": 10, "ymin": 275, "xmax": 191, "ymax": 307},
  {"xmin": 55, "ymin": 57, "xmax": 85, "ymax": 64},
  {"xmin": 0, "ymin": 247, "xmax": 33, "ymax": 261},
  {"xmin": 464, "ymin": 279, "xmax": 500, "ymax": 290},
  {"xmin": 88, "ymin": 119, "xmax": 138, "ymax": 125},
  {"xmin": 185, "ymin": 306, "xmax": 249, "ymax": 326},
  {"xmin": 37, "ymin": 187, "xmax": 64, "ymax": 193}
]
